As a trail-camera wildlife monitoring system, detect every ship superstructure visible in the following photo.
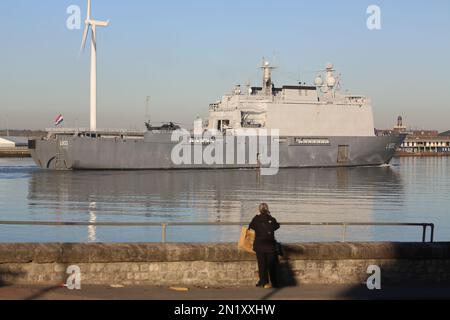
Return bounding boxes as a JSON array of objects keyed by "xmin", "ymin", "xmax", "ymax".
[{"xmin": 208, "ymin": 61, "xmax": 375, "ymax": 138}]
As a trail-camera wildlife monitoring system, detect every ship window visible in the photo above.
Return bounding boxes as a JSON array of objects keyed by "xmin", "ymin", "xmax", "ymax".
[
  {"xmin": 217, "ymin": 120, "xmax": 230, "ymax": 131},
  {"xmin": 337, "ymin": 145, "xmax": 350, "ymax": 163},
  {"xmin": 28, "ymin": 140, "xmax": 36, "ymax": 150}
]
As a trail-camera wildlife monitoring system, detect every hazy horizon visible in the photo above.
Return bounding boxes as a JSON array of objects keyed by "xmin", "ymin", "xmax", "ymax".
[{"xmin": 1, "ymin": 0, "xmax": 449, "ymax": 131}]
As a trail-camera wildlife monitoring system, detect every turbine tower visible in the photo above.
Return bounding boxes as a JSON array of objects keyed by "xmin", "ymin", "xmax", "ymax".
[{"xmin": 80, "ymin": 0, "xmax": 109, "ymax": 132}]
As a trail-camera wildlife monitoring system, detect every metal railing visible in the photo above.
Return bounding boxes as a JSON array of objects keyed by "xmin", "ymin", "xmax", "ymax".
[{"xmin": 0, "ymin": 221, "xmax": 435, "ymax": 243}]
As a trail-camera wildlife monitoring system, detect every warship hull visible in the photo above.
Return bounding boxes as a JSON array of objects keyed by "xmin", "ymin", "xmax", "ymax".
[{"xmin": 29, "ymin": 133, "xmax": 405, "ymax": 171}]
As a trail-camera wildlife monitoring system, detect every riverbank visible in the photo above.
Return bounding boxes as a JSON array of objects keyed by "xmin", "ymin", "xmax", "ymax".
[
  {"xmin": 1, "ymin": 242, "xmax": 450, "ymax": 288},
  {"xmin": 395, "ymin": 151, "xmax": 450, "ymax": 157},
  {"xmin": 0, "ymin": 148, "xmax": 31, "ymax": 158}
]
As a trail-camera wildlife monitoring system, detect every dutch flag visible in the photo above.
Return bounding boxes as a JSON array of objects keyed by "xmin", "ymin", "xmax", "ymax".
[{"xmin": 55, "ymin": 114, "xmax": 64, "ymax": 127}]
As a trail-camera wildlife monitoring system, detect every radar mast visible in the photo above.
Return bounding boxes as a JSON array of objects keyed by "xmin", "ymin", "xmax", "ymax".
[{"xmin": 261, "ymin": 59, "xmax": 276, "ymax": 96}]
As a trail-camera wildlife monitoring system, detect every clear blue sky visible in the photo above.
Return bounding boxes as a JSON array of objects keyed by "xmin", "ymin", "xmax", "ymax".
[{"xmin": 0, "ymin": 0, "xmax": 449, "ymax": 131}]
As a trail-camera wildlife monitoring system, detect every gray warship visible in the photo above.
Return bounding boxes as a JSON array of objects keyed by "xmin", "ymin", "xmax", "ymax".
[{"xmin": 29, "ymin": 61, "xmax": 405, "ymax": 172}]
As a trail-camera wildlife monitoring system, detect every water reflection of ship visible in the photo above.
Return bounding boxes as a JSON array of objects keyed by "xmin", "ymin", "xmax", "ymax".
[{"xmin": 28, "ymin": 167, "xmax": 403, "ymax": 242}]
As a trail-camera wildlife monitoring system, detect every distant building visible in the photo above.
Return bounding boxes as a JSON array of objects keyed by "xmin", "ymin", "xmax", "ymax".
[
  {"xmin": 377, "ymin": 117, "xmax": 450, "ymax": 155},
  {"xmin": 400, "ymin": 136, "xmax": 450, "ymax": 154},
  {"xmin": 397, "ymin": 118, "xmax": 450, "ymax": 154},
  {"xmin": 409, "ymin": 130, "xmax": 440, "ymax": 138},
  {"xmin": 393, "ymin": 116, "xmax": 407, "ymax": 133},
  {"xmin": 376, "ymin": 116, "xmax": 406, "ymax": 136}
]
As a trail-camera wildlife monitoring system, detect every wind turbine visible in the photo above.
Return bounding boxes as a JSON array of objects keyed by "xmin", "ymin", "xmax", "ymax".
[{"xmin": 80, "ymin": 0, "xmax": 109, "ymax": 132}]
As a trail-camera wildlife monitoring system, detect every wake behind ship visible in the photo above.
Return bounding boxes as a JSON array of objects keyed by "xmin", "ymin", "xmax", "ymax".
[{"xmin": 29, "ymin": 60, "xmax": 405, "ymax": 172}]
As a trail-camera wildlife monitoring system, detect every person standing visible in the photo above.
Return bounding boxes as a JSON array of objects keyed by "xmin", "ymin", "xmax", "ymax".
[{"xmin": 249, "ymin": 203, "xmax": 280, "ymax": 289}]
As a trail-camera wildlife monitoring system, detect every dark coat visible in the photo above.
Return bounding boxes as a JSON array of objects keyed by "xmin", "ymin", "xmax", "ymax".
[{"xmin": 249, "ymin": 213, "xmax": 280, "ymax": 253}]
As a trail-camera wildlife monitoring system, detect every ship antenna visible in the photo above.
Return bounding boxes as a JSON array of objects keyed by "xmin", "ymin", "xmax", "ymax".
[
  {"xmin": 145, "ymin": 96, "xmax": 151, "ymax": 124},
  {"xmin": 246, "ymin": 79, "xmax": 251, "ymax": 96},
  {"xmin": 260, "ymin": 58, "xmax": 277, "ymax": 96}
]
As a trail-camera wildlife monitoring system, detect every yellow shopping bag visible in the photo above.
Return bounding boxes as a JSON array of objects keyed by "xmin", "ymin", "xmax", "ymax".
[{"xmin": 238, "ymin": 227, "xmax": 255, "ymax": 254}]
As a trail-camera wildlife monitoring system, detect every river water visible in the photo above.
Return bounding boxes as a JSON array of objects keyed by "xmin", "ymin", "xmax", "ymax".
[{"xmin": 0, "ymin": 157, "xmax": 448, "ymax": 243}]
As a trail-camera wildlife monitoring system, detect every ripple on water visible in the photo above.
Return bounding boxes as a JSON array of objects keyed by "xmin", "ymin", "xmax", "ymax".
[{"xmin": 0, "ymin": 157, "xmax": 449, "ymax": 242}]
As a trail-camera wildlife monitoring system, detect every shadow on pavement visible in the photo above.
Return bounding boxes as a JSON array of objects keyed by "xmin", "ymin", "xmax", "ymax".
[
  {"xmin": 340, "ymin": 243, "xmax": 450, "ymax": 300},
  {"xmin": 23, "ymin": 286, "xmax": 63, "ymax": 300},
  {"xmin": 0, "ymin": 267, "xmax": 25, "ymax": 288},
  {"xmin": 0, "ymin": 267, "xmax": 62, "ymax": 300},
  {"xmin": 261, "ymin": 256, "xmax": 298, "ymax": 300}
]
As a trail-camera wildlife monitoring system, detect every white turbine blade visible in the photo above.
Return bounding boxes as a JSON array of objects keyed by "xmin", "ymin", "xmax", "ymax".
[
  {"xmin": 99, "ymin": 19, "xmax": 110, "ymax": 27},
  {"xmin": 91, "ymin": 20, "xmax": 110, "ymax": 27},
  {"xmin": 87, "ymin": 0, "xmax": 91, "ymax": 20},
  {"xmin": 80, "ymin": 24, "xmax": 90, "ymax": 53}
]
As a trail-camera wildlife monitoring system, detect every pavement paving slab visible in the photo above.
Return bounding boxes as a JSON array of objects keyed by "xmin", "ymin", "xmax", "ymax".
[{"xmin": 1, "ymin": 284, "xmax": 450, "ymax": 300}]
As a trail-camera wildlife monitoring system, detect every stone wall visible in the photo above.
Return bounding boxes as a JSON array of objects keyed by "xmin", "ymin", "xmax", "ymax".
[{"xmin": 1, "ymin": 242, "xmax": 450, "ymax": 287}]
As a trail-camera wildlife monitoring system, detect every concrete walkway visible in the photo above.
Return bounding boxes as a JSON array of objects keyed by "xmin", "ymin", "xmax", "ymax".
[{"xmin": 1, "ymin": 284, "xmax": 450, "ymax": 300}]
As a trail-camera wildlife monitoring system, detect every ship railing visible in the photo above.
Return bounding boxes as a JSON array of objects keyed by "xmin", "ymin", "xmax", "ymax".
[
  {"xmin": 45, "ymin": 128, "xmax": 147, "ymax": 134},
  {"xmin": 0, "ymin": 221, "xmax": 435, "ymax": 243}
]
